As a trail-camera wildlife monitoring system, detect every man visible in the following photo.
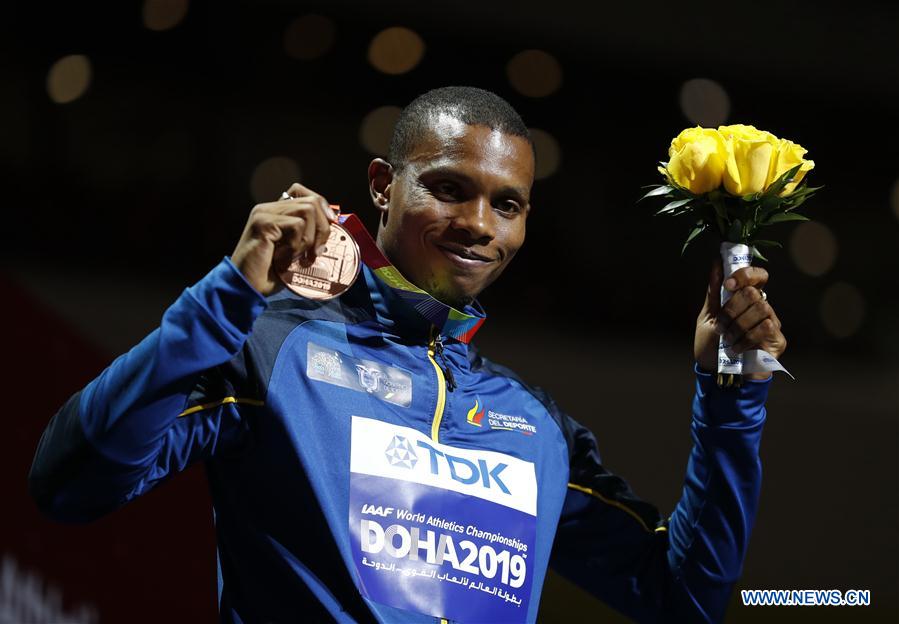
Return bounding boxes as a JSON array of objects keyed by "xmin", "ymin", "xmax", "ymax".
[{"xmin": 29, "ymin": 86, "xmax": 786, "ymax": 623}]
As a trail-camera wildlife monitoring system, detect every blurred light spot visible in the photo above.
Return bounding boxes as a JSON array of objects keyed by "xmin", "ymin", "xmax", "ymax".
[
  {"xmin": 250, "ymin": 157, "xmax": 302, "ymax": 203},
  {"xmin": 46, "ymin": 55, "xmax": 92, "ymax": 104},
  {"xmin": 507, "ymin": 50, "xmax": 562, "ymax": 98},
  {"xmin": 789, "ymin": 221, "xmax": 837, "ymax": 277},
  {"xmin": 890, "ymin": 179, "xmax": 899, "ymax": 220},
  {"xmin": 679, "ymin": 78, "xmax": 730, "ymax": 127},
  {"xmin": 142, "ymin": 0, "xmax": 189, "ymax": 32},
  {"xmin": 360, "ymin": 106, "xmax": 402, "ymax": 156},
  {"xmin": 820, "ymin": 282, "xmax": 866, "ymax": 338},
  {"xmin": 530, "ymin": 128, "xmax": 560, "ymax": 179},
  {"xmin": 368, "ymin": 27, "xmax": 425, "ymax": 75},
  {"xmin": 284, "ymin": 14, "xmax": 336, "ymax": 60}
]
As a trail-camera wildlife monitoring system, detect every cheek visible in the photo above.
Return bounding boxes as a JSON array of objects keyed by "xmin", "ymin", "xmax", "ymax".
[{"xmin": 498, "ymin": 220, "xmax": 526, "ymax": 258}]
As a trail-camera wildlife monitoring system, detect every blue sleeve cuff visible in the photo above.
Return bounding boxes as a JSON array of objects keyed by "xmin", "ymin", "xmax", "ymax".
[
  {"xmin": 184, "ymin": 256, "xmax": 269, "ymax": 342},
  {"xmin": 692, "ymin": 363, "xmax": 771, "ymax": 426}
]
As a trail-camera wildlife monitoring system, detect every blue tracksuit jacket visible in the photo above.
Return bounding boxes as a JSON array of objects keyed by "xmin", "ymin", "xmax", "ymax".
[{"xmin": 29, "ymin": 255, "xmax": 770, "ymax": 623}]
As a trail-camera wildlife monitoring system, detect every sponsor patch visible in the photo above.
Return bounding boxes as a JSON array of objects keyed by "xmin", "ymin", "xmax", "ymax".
[
  {"xmin": 306, "ymin": 343, "xmax": 412, "ymax": 407},
  {"xmin": 349, "ymin": 416, "xmax": 537, "ymax": 622},
  {"xmin": 465, "ymin": 397, "xmax": 538, "ymax": 435}
]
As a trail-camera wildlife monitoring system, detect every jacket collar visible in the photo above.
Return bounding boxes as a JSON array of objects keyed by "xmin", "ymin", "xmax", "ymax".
[{"xmin": 341, "ymin": 214, "xmax": 486, "ymax": 344}]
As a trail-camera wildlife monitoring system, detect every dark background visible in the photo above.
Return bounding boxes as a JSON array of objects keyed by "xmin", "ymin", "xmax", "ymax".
[{"xmin": 2, "ymin": 1, "xmax": 896, "ymax": 622}]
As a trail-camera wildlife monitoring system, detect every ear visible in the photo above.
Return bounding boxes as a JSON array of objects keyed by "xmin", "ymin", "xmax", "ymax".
[{"xmin": 367, "ymin": 158, "xmax": 393, "ymax": 217}]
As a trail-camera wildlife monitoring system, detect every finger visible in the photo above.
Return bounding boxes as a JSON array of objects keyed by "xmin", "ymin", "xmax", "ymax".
[
  {"xmin": 724, "ymin": 299, "xmax": 773, "ymax": 345},
  {"xmin": 312, "ymin": 197, "xmax": 333, "ymax": 252},
  {"xmin": 719, "ymin": 284, "xmax": 765, "ymax": 329},
  {"xmin": 283, "ymin": 182, "xmax": 320, "ymax": 199},
  {"xmin": 724, "ymin": 266, "xmax": 769, "ymax": 293},
  {"xmin": 257, "ymin": 197, "xmax": 321, "ymax": 215},
  {"xmin": 294, "ymin": 210, "xmax": 316, "ymax": 266},
  {"xmin": 271, "ymin": 214, "xmax": 313, "ymax": 268},
  {"xmin": 265, "ymin": 214, "xmax": 307, "ymax": 266},
  {"xmin": 731, "ymin": 318, "xmax": 780, "ymax": 354}
]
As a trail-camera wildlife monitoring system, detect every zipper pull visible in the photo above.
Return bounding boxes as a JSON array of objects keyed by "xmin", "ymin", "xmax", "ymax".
[{"xmin": 433, "ymin": 334, "xmax": 457, "ymax": 392}]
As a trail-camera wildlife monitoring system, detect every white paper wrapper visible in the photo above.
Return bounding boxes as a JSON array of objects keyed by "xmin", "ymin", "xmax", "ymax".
[{"xmin": 718, "ymin": 242, "xmax": 794, "ymax": 379}]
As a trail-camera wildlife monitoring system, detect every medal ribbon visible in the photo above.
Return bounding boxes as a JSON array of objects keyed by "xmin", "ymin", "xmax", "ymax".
[{"xmin": 338, "ymin": 213, "xmax": 486, "ymax": 344}]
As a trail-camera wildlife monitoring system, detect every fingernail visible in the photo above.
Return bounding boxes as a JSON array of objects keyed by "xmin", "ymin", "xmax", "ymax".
[
  {"xmin": 327, "ymin": 206, "xmax": 337, "ymax": 221},
  {"xmin": 725, "ymin": 278, "xmax": 736, "ymax": 291}
]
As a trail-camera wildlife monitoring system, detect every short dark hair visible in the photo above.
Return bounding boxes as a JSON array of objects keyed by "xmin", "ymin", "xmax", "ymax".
[{"xmin": 387, "ymin": 86, "xmax": 534, "ymax": 171}]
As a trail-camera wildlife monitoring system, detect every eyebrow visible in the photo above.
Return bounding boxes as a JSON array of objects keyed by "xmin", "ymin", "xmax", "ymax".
[{"xmin": 421, "ymin": 166, "xmax": 530, "ymax": 203}]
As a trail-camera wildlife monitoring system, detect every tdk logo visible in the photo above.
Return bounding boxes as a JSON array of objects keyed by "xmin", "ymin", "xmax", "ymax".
[
  {"xmin": 414, "ymin": 440, "xmax": 510, "ymax": 494},
  {"xmin": 353, "ymin": 416, "xmax": 537, "ymax": 515},
  {"xmin": 384, "ymin": 435, "xmax": 418, "ymax": 469},
  {"xmin": 732, "ymin": 254, "xmax": 752, "ymax": 263}
]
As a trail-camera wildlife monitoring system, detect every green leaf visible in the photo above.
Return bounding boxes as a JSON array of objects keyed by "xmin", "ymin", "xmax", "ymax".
[
  {"xmin": 765, "ymin": 212, "xmax": 810, "ymax": 224},
  {"xmin": 656, "ymin": 198, "xmax": 693, "ymax": 214},
  {"xmin": 786, "ymin": 194, "xmax": 810, "ymax": 210},
  {"xmin": 681, "ymin": 224, "xmax": 707, "ymax": 256},
  {"xmin": 638, "ymin": 185, "xmax": 674, "ymax": 201},
  {"xmin": 750, "ymin": 239, "xmax": 783, "ymax": 248},
  {"xmin": 751, "ymin": 246, "xmax": 769, "ymax": 262},
  {"xmin": 727, "ymin": 219, "xmax": 743, "ymax": 243},
  {"xmin": 761, "ymin": 164, "xmax": 802, "ymax": 198},
  {"xmin": 741, "ymin": 191, "xmax": 763, "ymax": 203}
]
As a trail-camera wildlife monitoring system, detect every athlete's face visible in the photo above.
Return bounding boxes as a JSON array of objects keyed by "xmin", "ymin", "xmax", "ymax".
[{"xmin": 369, "ymin": 115, "xmax": 534, "ymax": 309}]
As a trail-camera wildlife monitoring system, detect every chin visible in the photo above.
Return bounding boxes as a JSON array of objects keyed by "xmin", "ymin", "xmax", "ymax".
[{"xmin": 426, "ymin": 280, "xmax": 479, "ymax": 310}]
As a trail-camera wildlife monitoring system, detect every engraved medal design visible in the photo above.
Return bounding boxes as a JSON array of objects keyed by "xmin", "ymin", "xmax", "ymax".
[{"xmin": 277, "ymin": 192, "xmax": 361, "ymax": 300}]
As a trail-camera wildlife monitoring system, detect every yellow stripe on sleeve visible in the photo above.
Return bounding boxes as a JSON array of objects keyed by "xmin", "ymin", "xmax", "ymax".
[{"xmin": 177, "ymin": 396, "xmax": 264, "ymax": 417}]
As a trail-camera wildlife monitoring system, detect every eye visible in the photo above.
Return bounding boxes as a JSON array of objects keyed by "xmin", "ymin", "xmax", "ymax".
[
  {"xmin": 495, "ymin": 199, "xmax": 523, "ymax": 214},
  {"xmin": 431, "ymin": 181, "xmax": 459, "ymax": 200}
]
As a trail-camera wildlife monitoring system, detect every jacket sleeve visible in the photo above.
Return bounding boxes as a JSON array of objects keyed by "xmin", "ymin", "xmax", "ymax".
[
  {"xmin": 548, "ymin": 366, "xmax": 771, "ymax": 623},
  {"xmin": 28, "ymin": 257, "xmax": 269, "ymax": 523}
]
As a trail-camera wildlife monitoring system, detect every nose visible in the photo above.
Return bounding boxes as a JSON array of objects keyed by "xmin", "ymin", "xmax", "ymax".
[{"xmin": 449, "ymin": 196, "xmax": 495, "ymax": 243}]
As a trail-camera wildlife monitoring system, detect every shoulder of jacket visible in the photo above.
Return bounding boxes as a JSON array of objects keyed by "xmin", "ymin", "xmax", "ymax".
[{"xmin": 467, "ymin": 343, "xmax": 578, "ymax": 457}]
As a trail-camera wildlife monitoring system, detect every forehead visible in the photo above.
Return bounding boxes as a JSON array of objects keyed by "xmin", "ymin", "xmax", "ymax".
[{"xmin": 405, "ymin": 113, "xmax": 535, "ymax": 186}]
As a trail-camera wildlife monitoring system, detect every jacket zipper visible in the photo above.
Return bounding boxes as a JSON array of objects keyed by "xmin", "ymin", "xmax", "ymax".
[
  {"xmin": 427, "ymin": 326, "xmax": 448, "ymax": 443},
  {"xmin": 428, "ymin": 328, "xmax": 454, "ymax": 624}
]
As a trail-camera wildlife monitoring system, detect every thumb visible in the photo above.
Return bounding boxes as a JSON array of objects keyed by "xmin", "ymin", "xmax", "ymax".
[{"xmin": 702, "ymin": 258, "xmax": 723, "ymax": 317}]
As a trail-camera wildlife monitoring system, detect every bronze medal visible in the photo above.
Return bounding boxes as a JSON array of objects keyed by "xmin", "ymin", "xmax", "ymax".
[{"xmin": 277, "ymin": 192, "xmax": 361, "ymax": 300}]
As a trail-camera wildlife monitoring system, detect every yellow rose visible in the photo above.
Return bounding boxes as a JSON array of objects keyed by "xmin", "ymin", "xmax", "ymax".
[
  {"xmin": 770, "ymin": 138, "xmax": 815, "ymax": 196},
  {"xmin": 666, "ymin": 127, "xmax": 727, "ymax": 194},
  {"xmin": 718, "ymin": 124, "xmax": 781, "ymax": 196}
]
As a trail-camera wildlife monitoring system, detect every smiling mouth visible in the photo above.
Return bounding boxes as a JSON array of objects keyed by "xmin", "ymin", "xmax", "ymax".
[{"xmin": 436, "ymin": 244, "xmax": 496, "ymax": 267}]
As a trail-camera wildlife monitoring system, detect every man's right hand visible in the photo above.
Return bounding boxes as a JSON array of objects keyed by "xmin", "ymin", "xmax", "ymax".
[{"xmin": 231, "ymin": 183, "xmax": 338, "ymax": 296}]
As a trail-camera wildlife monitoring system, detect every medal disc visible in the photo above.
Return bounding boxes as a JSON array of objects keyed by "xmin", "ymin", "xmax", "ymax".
[{"xmin": 278, "ymin": 222, "xmax": 361, "ymax": 300}]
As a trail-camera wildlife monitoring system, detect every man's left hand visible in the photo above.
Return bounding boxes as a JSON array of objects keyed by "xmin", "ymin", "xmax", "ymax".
[{"xmin": 694, "ymin": 260, "xmax": 788, "ymax": 380}]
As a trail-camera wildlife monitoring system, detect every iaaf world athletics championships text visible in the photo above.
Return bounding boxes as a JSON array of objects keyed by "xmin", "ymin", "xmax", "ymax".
[{"xmin": 391, "ymin": 508, "xmax": 529, "ymax": 553}]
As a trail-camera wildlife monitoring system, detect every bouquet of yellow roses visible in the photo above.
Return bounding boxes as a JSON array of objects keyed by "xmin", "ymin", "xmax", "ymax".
[{"xmin": 641, "ymin": 124, "xmax": 820, "ymax": 382}]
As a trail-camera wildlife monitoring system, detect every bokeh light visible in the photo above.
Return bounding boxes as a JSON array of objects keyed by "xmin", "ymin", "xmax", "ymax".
[
  {"xmin": 819, "ymin": 282, "xmax": 866, "ymax": 338},
  {"xmin": 368, "ymin": 27, "xmax": 425, "ymax": 75},
  {"xmin": 250, "ymin": 157, "xmax": 302, "ymax": 204},
  {"xmin": 679, "ymin": 78, "xmax": 730, "ymax": 127},
  {"xmin": 530, "ymin": 128, "xmax": 561, "ymax": 180},
  {"xmin": 507, "ymin": 50, "xmax": 562, "ymax": 98},
  {"xmin": 359, "ymin": 106, "xmax": 402, "ymax": 157},
  {"xmin": 142, "ymin": 0, "xmax": 189, "ymax": 32},
  {"xmin": 46, "ymin": 55, "xmax": 92, "ymax": 104},
  {"xmin": 284, "ymin": 14, "xmax": 336, "ymax": 60},
  {"xmin": 789, "ymin": 221, "xmax": 838, "ymax": 277}
]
